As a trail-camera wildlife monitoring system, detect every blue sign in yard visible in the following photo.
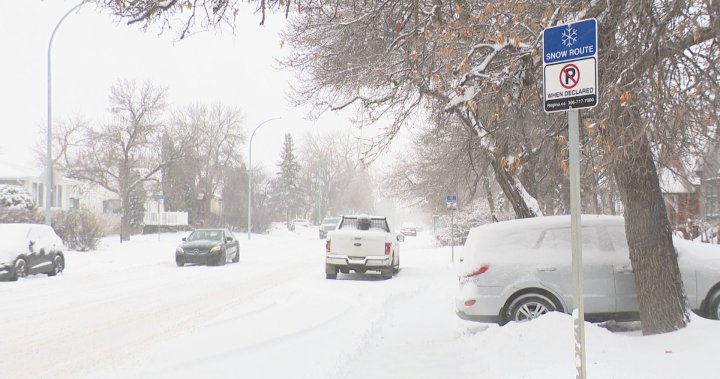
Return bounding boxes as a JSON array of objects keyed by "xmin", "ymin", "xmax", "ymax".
[{"xmin": 543, "ymin": 19, "xmax": 597, "ymax": 64}]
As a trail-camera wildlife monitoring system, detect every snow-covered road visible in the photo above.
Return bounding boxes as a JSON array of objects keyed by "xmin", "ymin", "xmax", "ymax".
[{"xmin": 1, "ymin": 228, "xmax": 465, "ymax": 379}]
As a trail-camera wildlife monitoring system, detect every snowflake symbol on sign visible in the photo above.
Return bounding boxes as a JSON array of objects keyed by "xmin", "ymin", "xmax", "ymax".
[{"xmin": 562, "ymin": 25, "xmax": 577, "ymax": 47}]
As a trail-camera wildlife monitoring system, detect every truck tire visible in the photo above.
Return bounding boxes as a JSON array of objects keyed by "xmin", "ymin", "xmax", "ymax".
[
  {"xmin": 325, "ymin": 263, "xmax": 338, "ymax": 279},
  {"xmin": 380, "ymin": 268, "xmax": 393, "ymax": 280}
]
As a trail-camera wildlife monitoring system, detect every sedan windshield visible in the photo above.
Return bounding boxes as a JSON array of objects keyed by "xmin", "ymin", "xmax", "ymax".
[{"xmin": 186, "ymin": 230, "xmax": 223, "ymax": 241}]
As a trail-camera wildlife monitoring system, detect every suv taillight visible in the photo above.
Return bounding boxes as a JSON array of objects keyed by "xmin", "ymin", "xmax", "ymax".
[
  {"xmin": 325, "ymin": 240, "xmax": 331, "ymax": 254},
  {"xmin": 465, "ymin": 264, "xmax": 490, "ymax": 278},
  {"xmin": 384, "ymin": 242, "xmax": 391, "ymax": 255}
]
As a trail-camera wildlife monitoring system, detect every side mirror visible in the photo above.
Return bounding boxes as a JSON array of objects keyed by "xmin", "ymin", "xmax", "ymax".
[
  {"xmin": 28, "ymin": 240, "xmax": 35, "ymax": 252},
  {"xmin": 397, "ymin": 234, "xmax": 405, "ymax": 242},
  {"xmin": 226, "ymin": 237, "xmax": 232, "ymax": 242},
  {"xmin": 182, "ymin": 237, "xmax": 187, "ymax": 241}
]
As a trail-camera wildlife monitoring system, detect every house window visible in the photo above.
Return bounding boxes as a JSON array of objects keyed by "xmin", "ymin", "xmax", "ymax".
[
  {"xmin": 70, "ymin": 198, "xmax": 80, "ymax": 210},
  {"xmin": 706, "ymin": 179, "xmax": 720, "ymax": 218},
  {"xmin": 37, "ymin": 183, "xmax": 44, "ymax": 207},
  {"xmin": 53, "ymin": 185, "xmax": 63, "ymax": 208},
  {"xmin": 103, "ymin": 199, "xmax": 122, "ymax": 214}
]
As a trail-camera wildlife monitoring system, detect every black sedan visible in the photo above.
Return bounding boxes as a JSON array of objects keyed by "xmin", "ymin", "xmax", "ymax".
[
  {"xmin": 175, "ymin": 228, "xmax": 240, "ymax": 266},
  {"xmin": 0, "ymin": 223, "xmax": 66, "ymax": 281}
]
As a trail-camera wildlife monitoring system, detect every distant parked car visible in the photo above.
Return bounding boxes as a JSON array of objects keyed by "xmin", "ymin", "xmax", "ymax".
[
  {"xmin": 293, "ymin": 219, "xmax": 311, "ymax": 228},
  {"xmin": 319, "ymin": 216, "xmax": 341, "ymax": 239},
  {"xmin": 400, "ymin": 222, "xmax": 418, "ymax": 236},
  {"xmin": 175, "ymin": 228, "xmax": 240, "ymax": 266},
  {"xmin": 0, "ymin": 223, "xmax": 65, "ymax": 281},
  {"xmin": 456, "ymin": 215, "xmax": 720, "ymax": 324}
]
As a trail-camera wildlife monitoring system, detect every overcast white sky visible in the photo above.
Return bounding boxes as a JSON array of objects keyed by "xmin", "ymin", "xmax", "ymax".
[{"xmin": 0, "ymin": 0, "xmax": 367, "ymax": 174}]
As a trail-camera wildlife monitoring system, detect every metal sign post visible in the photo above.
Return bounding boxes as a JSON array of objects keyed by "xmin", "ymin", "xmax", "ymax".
[
  {"xmin": 447, "ymin": 195, "xmax": 458, "ymax": 262},
  {"xmin": 450, "ymin": 209, "xmax": 455, "ymax": 262},
  {"xmin": 568, "ymin": 109, "xmax": 586, "ymax": 379},
  {"xmin": 543, "ymin": 18, "xmax": 598, "ymax": 379}
]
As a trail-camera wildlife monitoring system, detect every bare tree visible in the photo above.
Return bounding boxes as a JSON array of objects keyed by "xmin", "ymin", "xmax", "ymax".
[
  {"xmin": 298, "ymin": 129, "xmax": 363, "ymax": 220},
  {"xmin": 60, "ymin": 79, "xmax": 185, "ymax": 241},
  {"xmin": 169, "ymin": 103, "xmax": 246, "ymax": 224},
  {"xmin": 96, "ymin": 0, "xmax": 290, "ymax": 37}
]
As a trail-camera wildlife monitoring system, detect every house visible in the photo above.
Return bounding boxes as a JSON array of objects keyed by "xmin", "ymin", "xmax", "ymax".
[
  {"xmin": 0, "ymin": 161, "xmax": 80, "ymax": 211},
  {"xmin": 696, "ymin": 139, "xmax": 720, "ymax": 227},
  {"xmin": 0, "ymin": 161, "xmax": 188, "ymax": 230},
  {"xmin": 659, "ymin": 166, "xmax": 701, "ymax": 238}
]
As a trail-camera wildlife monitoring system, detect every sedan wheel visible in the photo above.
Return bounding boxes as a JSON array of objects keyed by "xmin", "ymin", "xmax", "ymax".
[
  {"xmin": 11, "ymin": 258, "xmax": 28, "ymax": 281},
  {"xmin": 218, "ymin": 251, "xmax": 227, "ymax": 266},
  {"xmin": 232, "ymin": 251, "xmax": 239, "ymax": 263},
  {"xmin": 507, "ymin": 294, "xmax": 557, "ymax": 323},
  {"xmin": 47, "ymin": 255, "xmax": 64, "ymax": 276}
]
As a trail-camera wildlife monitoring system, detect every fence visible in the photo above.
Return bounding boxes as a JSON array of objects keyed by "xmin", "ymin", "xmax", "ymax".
[{"xmin": 143, "ymin": 211, "xmax": 189, "ymax": 227}]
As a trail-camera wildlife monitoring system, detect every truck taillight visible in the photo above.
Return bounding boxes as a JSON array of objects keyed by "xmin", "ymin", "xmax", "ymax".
[
  {"xmin": 326, "ymin": 240, "xmax": 331, "ymax": 254},
  {"xmin": 384, "ymin": 242, "xmax": 391, "ymax": 255}
]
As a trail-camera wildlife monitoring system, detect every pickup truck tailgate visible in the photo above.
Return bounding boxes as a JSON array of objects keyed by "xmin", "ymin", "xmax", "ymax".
[{"xmin": 329, "ymin": 230, "xmax": 387, "ymax": 257}]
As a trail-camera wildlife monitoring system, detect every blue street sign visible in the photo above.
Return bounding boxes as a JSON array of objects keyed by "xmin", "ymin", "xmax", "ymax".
[
  {"xmin": 543, "ymin": 19, "xmax": 597, "ymax": 64},
  {"xmin": 447, "ymin": 195, "xmax": 457, "ymax": 210}
]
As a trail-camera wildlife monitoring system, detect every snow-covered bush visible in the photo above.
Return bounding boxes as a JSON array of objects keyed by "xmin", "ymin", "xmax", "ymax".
[
  {"xmin": 434, "ymin": 199, "xmax": 508, "ymax": 246},
  {"xmin": 0, "ymin": 185, "xmax": 40, "ymax": 223},
  {"xmin": 0, "ymin": 185, "xmax": 35, "ymax": 210},
  {"xmin": 52, "ymin": 208, "xmax": 106, "ymax": 251},
  {"xmin": 0, "ymin": 207, "xmax": 42, "ymax": 223}
]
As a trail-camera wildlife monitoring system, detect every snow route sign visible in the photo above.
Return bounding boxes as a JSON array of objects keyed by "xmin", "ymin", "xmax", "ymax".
[
  {"xmin": 446, "ymin": 195, "xmax": 457, "ymax": 210},
  {"xmin": 543, "ymin": 19, "xmax": 598, "ymax": 113}
]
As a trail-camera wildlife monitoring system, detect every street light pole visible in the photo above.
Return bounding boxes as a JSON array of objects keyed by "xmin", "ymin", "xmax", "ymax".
[
  {"xmin": 46, "ymin": 1, "xmax": 84, "ymax": 225},
  {"xmin": 247, "ymin": 117, "xmax": 281, "ymax": 240}
]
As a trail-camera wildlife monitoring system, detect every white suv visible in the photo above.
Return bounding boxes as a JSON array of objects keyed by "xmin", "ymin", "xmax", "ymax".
[{"xmin": 456, "ymin": 215, "xmax": 720, "ymax": 323}]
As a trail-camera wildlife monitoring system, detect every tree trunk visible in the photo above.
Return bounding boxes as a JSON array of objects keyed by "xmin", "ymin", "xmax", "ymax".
[
  {"xmin": 481, "ymin": 165, "xmax": 497, "ymax": 221},
  {"xmin": 611, "ymin": 122, "xmax": 687, "ymax": 335},
  {"xmin": 489, "ymin": 155, "xmax": 536, "ymax": 219},
  {"xmin": 120, "ymin": 192, "xmax": 131, "ymax": 242}
]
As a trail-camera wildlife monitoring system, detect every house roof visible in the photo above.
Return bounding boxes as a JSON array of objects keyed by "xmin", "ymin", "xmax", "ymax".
[
  {"xmin": 0, "ymin": 160, "xmax": 80, "ymax": 185},
  {"xmin": 0, "ymin": 161, "xmax": 42, "ymax": 180},
  {"xmin": 659, "ymin": 167, "xmax": 698, "ymax": 194}
]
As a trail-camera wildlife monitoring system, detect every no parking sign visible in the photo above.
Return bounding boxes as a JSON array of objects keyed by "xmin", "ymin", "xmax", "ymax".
[{"xmin": 543, "ymin": 19, "xmax": 598, "ymax": 112}]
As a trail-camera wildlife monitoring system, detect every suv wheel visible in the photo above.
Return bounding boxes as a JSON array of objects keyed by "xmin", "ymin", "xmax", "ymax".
[
  {"xmin": 506, "ymin": 293, "xmax": 557, "ymax": 323},
  {"xmin": 10, "ymin": 258, "xmax": 28, "ymax": 281},
  {"xmin": 707, "ymin": 290, "xmax": 720, "ymax": 320},
  {"xmin": 47, "ymin": 255, "xmax": 64, "ymax": 276}
]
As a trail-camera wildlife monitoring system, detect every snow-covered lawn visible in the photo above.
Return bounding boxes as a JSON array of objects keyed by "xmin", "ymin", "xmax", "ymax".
[{"xmin": 1, "ymin": 228, "xmax": 717, "ymax": 378}]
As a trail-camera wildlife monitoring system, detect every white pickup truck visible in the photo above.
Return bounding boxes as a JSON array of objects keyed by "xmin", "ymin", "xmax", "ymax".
[{"xmin": 324, "ymin": 215, "xmax": 404, "ymax": 280}]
